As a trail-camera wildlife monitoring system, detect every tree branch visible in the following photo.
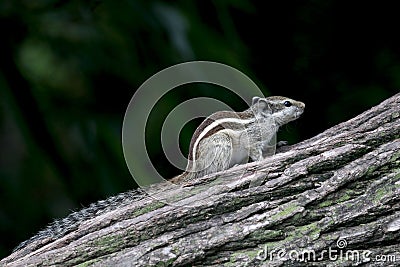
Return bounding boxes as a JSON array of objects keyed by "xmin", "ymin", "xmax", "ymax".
[{"xmin": 2, "ymin": 93, "xmax": 399, "ymax": 266}]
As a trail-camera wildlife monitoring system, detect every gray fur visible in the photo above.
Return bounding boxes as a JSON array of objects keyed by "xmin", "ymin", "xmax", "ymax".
[
  {"xmin": 13, "ymin": 189, "xmax": 144, "ymax": 254},
  {"xmin": 178, "ymin": 96, "xmax": 305, "ymax": 182}
]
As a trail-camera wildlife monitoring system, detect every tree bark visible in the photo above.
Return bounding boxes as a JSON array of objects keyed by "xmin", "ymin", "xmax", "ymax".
[{"xmin": 2, "ymin": 93, "xmax": 400, "ymax": 267}]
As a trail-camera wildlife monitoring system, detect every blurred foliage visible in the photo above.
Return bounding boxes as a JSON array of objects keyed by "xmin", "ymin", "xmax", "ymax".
[{"xmin": 0, "ymin": 0, "xmax": 399, "ymax": 257}]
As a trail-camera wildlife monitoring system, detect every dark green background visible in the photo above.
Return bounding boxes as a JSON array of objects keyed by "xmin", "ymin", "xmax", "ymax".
[{"xmin": 0, "ymin": 0, "xmax": 399, "ymax": 257}]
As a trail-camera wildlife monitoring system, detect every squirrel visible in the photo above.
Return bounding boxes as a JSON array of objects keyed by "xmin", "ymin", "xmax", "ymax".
[
  {"xmin": 12, "ymin": 96, "xmax": 304, "ymax": 254},
  {"xmin": 171, "ymin": 96, "xmax": 305, "ymax": 183}
]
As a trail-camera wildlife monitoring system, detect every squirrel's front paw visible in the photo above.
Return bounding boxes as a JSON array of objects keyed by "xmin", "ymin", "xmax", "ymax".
[{"xmin": 277, "ymin": 141, "xmax": 288, "ymax": 147}]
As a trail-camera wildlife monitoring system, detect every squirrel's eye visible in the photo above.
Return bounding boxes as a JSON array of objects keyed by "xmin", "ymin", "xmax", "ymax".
[{"xmin": 283, "ymin": 101, "xmax": 292, "ymax": 107}]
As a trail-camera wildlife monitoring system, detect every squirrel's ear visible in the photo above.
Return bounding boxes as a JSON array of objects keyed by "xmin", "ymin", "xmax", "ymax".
[
  {"xmin": 252, "ymin": 96, "xmax": 261, "ymax": 105},
  {"xmin": 254, "ymin": 98, "xmax": 273, "ymax": 114}
]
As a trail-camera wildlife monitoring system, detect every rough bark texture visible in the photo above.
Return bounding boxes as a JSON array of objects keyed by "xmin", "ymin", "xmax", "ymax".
[{"xmin": 2, "ymin": 93, "xmax": 400, "ymax": 267}]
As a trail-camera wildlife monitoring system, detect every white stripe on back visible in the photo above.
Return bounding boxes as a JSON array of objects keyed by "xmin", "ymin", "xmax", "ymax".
[{"xmin": 192, "ymin": 117, "xmax": 256, "ymax": 161}]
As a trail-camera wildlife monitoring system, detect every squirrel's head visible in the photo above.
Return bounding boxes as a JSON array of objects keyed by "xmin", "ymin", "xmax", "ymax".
[{"xmin": 251, "ymin": 96, "xmax": 305, "ymax": 126}]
